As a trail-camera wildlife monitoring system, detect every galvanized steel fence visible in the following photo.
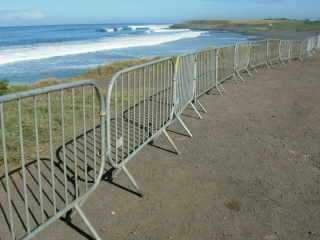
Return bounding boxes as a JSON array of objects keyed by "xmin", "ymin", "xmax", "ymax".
[
  {"xmin": 218, "ymin": 46, "xmax": 236, "ymax": 83},
  {"xmin": 0, "ymin": 81, "xmax": 106, "ymax": 240},
  {"xmin": 267, "ymin": 39, "xmax": 281, "ymax": 65},
  {"xmin": 106, "ymin": 57, "xmax": 179, "ymax": 194},
  {"xmin": 235, "ymin": 42, "xmax": 252, "ymax": 81},
  {"xmin": 279, "ymin": 40, "xmax": 291, "ymax": 63},
  {"xmin": 250, "ymin": 40, "xmax": 269, "ymax": 69},
  {"xmin": 0, "ymin": 34, "xmax": 319, "ymax": 239}
]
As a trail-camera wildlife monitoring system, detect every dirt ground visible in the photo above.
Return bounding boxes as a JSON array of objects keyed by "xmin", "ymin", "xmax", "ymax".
[{"xmin": 36, "ymin": 55, "xmax": 320, "ymax": 240}]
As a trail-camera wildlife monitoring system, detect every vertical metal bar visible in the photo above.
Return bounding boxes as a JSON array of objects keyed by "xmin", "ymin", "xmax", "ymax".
[
  {"xmin": 47, "ymin": 93, "xmax": 57, "ymax": 215},
  {"xmin": 121, "ymin": 75, "xmax": 124, "ymax": 162},
  {"xmin": 133, "ymin": 71, "xmax": 136, "ymax": 149},
  {"xmin": 138, "ymin": 70, "xmax": 141, "ymax": 145},
  {"xmin": 0, "ymin": 103, "xmax": 15, "ymax": 240},
  {"xmin": 151, "ymin": 64, "xmax": 155, "ymax": 135},
  {"xmin": 143, "ymin": 68, "xmax": 146, "ymax": 141},
  {"xmin": 18, "ymin": 99, "xmax": 31, "ymax": 233},
  {"xmin": 127, "ymin": 73, "xmax": 130, "ymax": 157},
  {"xmin": 147, "ymin": 67, "xmax": 151, "ymax": 138},
  {"xmin": 60, "ymin": 90, "xmax": 69, "ymax": 205},
  {"xmin": 82, "ymin": 87, "xmax": 88, "ymax": 191},
  {"xmin": 165, "ymin": 60, "xmax": 169, "ymax": 121},
  {"xmin": 115, "ymin": 79, "xmax": 118, "ymax": 165},
  {"xmin": 33, "ymin": 97, "xmax": 45, "ymax": 223},
  {"xmin": 159, "ymin": 63, "xmax": 163, "ymax": 127},
  {"xmin": 155, "ymin": 64, "xmax": 159, "ymax": 131},
  {"xmin": 215, "ymin": 49, "xmax": 220, "ymax": 89},
  {"xmin": 72, "ymin": 89, "xmax": 79, "ymax": 199},
  {"xmin": 92, "ymin": 88, "xmax": 97, "ymax": 180}
]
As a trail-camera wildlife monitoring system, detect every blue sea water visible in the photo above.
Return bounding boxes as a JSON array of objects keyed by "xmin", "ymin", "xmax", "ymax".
[{"xmin": 0, "ymin": 23, "xmax": 257, "ymax": 84}]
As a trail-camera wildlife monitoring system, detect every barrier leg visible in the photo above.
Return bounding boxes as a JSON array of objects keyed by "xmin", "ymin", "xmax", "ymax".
[
  {"xmin": 176, "ymin": 114, "xmax": 193, "ymax": 138},
  {"xmin": 190, "ymin": 102, "xmax": 203, "ymax": 119},
  {"xmin": 162, "ymin": 129, "xmax": 181, "ymax": 155},
  {"xmin": 197, "ymin": 100, "xmax": 208, "ymax": 113},
  {"xmin": 236, "ymin": 71, "xmax": 245, "ymax": 82},
  {"xmin": 219, "ymin": 84, "xmax": 226, "ymax": 92},
  {"xmin": 75, "ymin": 204, "xmax": 102, "ymax": 240},
  {"xmin": 246, "ymin": 68, "xmax": 252, "ymax": 77},
  {"xmin": 251, "ymin": 66, "xmax": 258, "ymax": 73},
  {"xmin": 232, "ymin": 73, "xmax": 239, "ymax": 84},
  {"xmin": 216, "ymin": 86, "xmax": 223, "ymax": 96},
  {"xmin": 216, "ymin": 85, "xmax": 223, "ymax": 96},
  {"xmin": 216, "ymin": 81, "xmax": 225, "ymax": 95},
  {"xmin": 113, "ymin": 164, "xmax": 143, "ymax": 197},
  {"xmin": 266, "ymin": 62, "xmax": 271, "ymax": 69}
]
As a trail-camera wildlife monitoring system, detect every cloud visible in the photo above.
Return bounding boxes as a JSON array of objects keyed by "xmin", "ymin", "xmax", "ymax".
[{"xmin": 0, "ymin": 9, "xmax": 45, "ymax": 21}]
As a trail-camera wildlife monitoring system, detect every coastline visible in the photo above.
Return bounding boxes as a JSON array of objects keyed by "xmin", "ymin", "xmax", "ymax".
[
  {"xmin": 1, "ymin": 24, "xmax": 318, "ymax": 96},
  {"xmin": 171, "ymin": 19, "xmax": 320, "ymax": 40}
]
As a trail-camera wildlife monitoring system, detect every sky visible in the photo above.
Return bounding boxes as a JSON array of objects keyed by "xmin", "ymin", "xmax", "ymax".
[{"xmin": 0, "ymin": 0, "xmax": 318, "ymax": 26}]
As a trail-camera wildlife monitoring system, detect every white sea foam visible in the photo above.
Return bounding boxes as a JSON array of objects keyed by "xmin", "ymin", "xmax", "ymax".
[
  {"xmin": 128, "ymin": 24, "xmax": 172, "ymax": 31},
  {"xmin": 104, "ymin": 28, "xmax": 115, "ymax": 33},
  {"xmin": 152, "ymin": 29, "xmax": 190, "ymax": 33},
  {"xmin": 0, "ymin": 30, "xmax": 203, "ymax": 65}
]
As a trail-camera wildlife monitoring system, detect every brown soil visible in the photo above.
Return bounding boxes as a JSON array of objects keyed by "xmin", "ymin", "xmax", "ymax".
[{"xmin": 33, "ymin": 55, "xmax": 320, "ymax": 240}]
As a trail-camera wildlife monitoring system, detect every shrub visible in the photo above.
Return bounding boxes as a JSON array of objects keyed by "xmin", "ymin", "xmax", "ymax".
[{"xmin": 0, "ymin": 79, "xmax": 9, "ymax": 96}]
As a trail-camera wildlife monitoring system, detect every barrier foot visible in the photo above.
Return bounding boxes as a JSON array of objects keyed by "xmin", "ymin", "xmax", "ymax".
[
  {"xmin": 236, "ymin": 71, "xmax": 245, "ymax": 82},
  {"xmin": 163, "ymin": 129, "xmax": 181, "ymax": 155},
  {"xmin": 121, "ymin": 165, "xmax": 144, "ymax": 197},
  {"xmin": 75, "ymin": 204, "xmax": 102, "ymax": 240},
  {"xmin": 219, "ymin": 84, "xmax": 226, "ymax": 92},
  {"xmin": 246, "ymin": 68, "xmax": 252, "ymax": 77},
  {"xmin": 232, "ymin": 74, "xmax": 239, "ymax": 84},
  {"xmin": 111, "ymin": 165, "xmax": 144, "ymax": 197},
  {"xmin": 197, "ymin": 101, "xmax": 208, "ymax": 113},
  {"xmin": 190, "ymin": 102, "xmax": 203, "ymax": 119},
  {"xmin": 176, "ymin": 115, "xmax": 193, "ymax": 138},
  {"xmin": 216, "ymin": 86, "xmax": 223, "ymax": 96},
  {"xmin": 266, "ymin": 62, "xmax": 271, "ymax": 69}
]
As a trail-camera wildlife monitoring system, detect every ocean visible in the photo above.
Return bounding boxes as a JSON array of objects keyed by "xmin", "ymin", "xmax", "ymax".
[{"xmin": 0, "ymin": 23, "xmax": 257, "ymax": 84}]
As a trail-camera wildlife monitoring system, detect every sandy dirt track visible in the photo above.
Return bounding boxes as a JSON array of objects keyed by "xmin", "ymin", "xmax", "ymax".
[{"xmin": 34, "ymin": 55, "xmax": 320, "ymax": 240}]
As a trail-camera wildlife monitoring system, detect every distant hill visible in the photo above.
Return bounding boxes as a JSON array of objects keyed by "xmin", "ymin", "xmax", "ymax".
[{"xmin": 171, "ymin": 19, "xmax": 320, "ymax": 33}]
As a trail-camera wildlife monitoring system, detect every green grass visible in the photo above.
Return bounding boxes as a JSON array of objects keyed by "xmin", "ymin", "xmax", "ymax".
[
  {"xmin": 171, "ymin": 19, "xmax": 320, "ymax": 33},
  {"xmin": 0, "ymin": 57, "xmax": 155, "ymax": 173},
  {"xmin": 0, "ymin": 58, "xmax": 155, "ymax": 97}
]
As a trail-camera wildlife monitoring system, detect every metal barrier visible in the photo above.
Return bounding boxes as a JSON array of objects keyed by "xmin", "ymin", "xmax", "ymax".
[
  {"xmin": 234, "ymin": 42, "xmax": 252, "ymax": 81},
  {"xmin": 172, "ymin": 53, "xmax": 201, "ymax": 136},
  {"xmin": 218, "ymin": 46, "xmax": 237, "ymax": 84},
  {"xmin": 0, "ymin": 81, "xmax": 106, "ymax": 240},
  {"xmin": 279, "ymin": 40, "xmax": 291, "ymax": 63},
  {"xmin": 307, "ymin": 37, "xmax": 316, "ymax": 56},
  {"xmin": 311, "ymin": 36, "xmax": 318, "ymax": 53},
  {"xmin": 267, "ymin": 39, "xmax": 281, "ymax": 65},
  {"xmin": 106, "ymin": 57, "xmax": 179, "ymax": 195},
  {"xmin": 195, "ymin": 48, "xmax": 219, "ymax": 115},
  {"xmin": 0, "ymin": 35, "xmax": 318, "ymax": 240},
  {"xmin": 300, "ymin": 39, "xmax": 309, "ymax": 61},
  {"xmin": 317, "ymin": 35, "xmax": 320, "ymax": 50},
  {"xmin": 290, "ymin": 40, "xmax": 303, "ymax": 60},
  {"xmin": 250, "ymin": 40, "xmax": 269, "ymax": 70}
]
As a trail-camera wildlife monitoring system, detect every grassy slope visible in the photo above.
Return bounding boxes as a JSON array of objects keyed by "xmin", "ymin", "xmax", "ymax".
[
  {"xmin": 1, "ymin": 57, "xmax": 155, "ymax": 96},
  {"xmin": 171, "ymin": 19, "xmax": 320, "ymax": 33},
  {"xmin": 0, "ymin": 57, "xmax": 156, "ymax": 171}
]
